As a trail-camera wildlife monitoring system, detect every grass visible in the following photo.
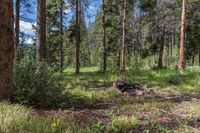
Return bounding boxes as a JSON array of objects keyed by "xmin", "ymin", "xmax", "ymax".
[
  {"xmin": 63, "ymin": 66, "xmax": 200, "ymax": 99},
  {"xmin": 109, "ymin": 115, "xmax": 139, "ymax": 132},
  {"xmin": 0, "ymin": 103, "xmax": 92, "ymax": 133},
  {"xmin": 1, "ymin": 66, "xmax": 200, "ymax": 132}
]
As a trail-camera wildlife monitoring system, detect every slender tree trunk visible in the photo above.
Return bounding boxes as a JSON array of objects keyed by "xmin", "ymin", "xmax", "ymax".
[
  {"xmin": 0, "ymin": 0, "xmax": 14, "ymax": 100},
  {"xmin": 158, "ymin": 35, "xmax": 165, "ymax": 68},
  {"xmin": 199, "ymin": 48, "xmax": 200, "ymax": 66},
  {"xmin": 76, "ymin": 0, "xmax": 81, "ymax": 74},
  {"xmin": 60, "ymin": 1, "xmax": 64, "ymax": 73},
  {"xmin": 170, "ymin": 34, "xmax": 173, "ymax": 64},
  {"xmin": 192, "ymin": 54, "xmax": 195, "ymax": 66},
  {"xmin": 102, "ymin": 0, "xmax": 106, "ymax": 72},
  {"xmin": 36, "ymin": 0, "xmax": 46, "ymax": 62},
  {"xmin": 179, "ymin": 0, "xmax": 186, "ymax": 70},
  {"xmin": 138, "ymin": 11, "xmax": 142, "ymax": 63},
  {"xmin": 120, "ymin": 0, "xmax": 127, "ymax": 72},
  {"xmin": 158, "ymin": 17, "xmax": 166, "ymax": 69},
  {"xmin": 15, "ymin": 0, "xmax": 20, "ymax": 61},
  {"xmin": 167, "ymin": 35, "xmax": 170, "ymax": 66}
]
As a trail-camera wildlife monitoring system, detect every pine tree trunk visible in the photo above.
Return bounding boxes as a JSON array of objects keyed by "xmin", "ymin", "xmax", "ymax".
[
  {"xmin": 76, "ymin": 0, "xmax": 81, "ymax": 74},
  {"xmin": 179, "ymin": 0, "xmax": 186, "ymax": 70},
  {"xmin": 158, "ymin": 35, "xmax": 165, "ymax": 68},
  {"xmin": 0, "ymin": 0, "xmax": 14, "ymax": 100},
  {"xmin": 36, "ymin": 0, "xmax": 46, "ymax": 62},
  {"xmin": 199, "ymin": 48, "xmax": 200, "ymax": 66},
  {"xmin": 120, "ymin": 0, "xmax": 127, "ymax": 72},
  {"xmin": 170, "ymin": 34, "xmax": 173, "ymax": 65},
  {"xmin": 60, "ymin": 1, "xmax": 64, "ymax": 73},
  {"xmin": 15, "ymin": 0, "xmax": 20, "ymax": 61},
  {"xmin": 102, "ymin": 0, "xmax": 107, "ymax": 72},
  {"xmin": 192, "ymin": 55, "xmax": 195, "ymax": 66}
]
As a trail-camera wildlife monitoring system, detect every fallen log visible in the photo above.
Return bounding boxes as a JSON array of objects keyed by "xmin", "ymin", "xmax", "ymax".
[
  {"xmin": 85, "ymin": 80, "xmax": 153, "ymax": 96},
  {"xmin": 113, "ymin": 80, "xmax": 143, "ymax": 93},
  {"xmin": 85, "ymin": 82, "xmax": 113, "ymax": 90}
]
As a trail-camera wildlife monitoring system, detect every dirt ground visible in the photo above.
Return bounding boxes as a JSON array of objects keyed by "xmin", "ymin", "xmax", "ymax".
[{"xmin": 32, "ymin": 89, "xmax": 200, "ymax": 132}]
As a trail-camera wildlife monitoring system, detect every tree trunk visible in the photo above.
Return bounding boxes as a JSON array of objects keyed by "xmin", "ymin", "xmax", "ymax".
[
  {"xmin": 60, "ymin": 1, "xmax": 64, "ymax": 73},
  {"xmin": 15, "ymin": 0, "xmax": 20, "ymax": 61},
  {"xmin": 158, "ymin": 35, "xmax": 165, "ymax": 69},
  {"xmin": 0, "ymin": 0, "xmax": 14, "ymax": 100},
  {"xmin": 120, "ymin": 0, "xmax": 127, "ymax": 72},
  {"xmin": 192, "ymin": 54, "xmax": 195, "ymax": 66},
  {"xmin": 76, "ymin": 0, "xmax": 81, "ymax": 74},
  {"xmin": 199, "ymin": 47, "xmax": 200, "ymax": 66},
  {"xmin": 170, "ymin": 34, "xmax": 173, "ymax": 65},
  {"xmin": 102, "ymin": 0, "xmax": 107, "ymax": 72},
  {"xmin": 179, "ymin": 0, "xmax": 186, "ymax": 70},
  {"xmin": 36, "ymin": 0, "xmax": 46, "ymax": 62}
]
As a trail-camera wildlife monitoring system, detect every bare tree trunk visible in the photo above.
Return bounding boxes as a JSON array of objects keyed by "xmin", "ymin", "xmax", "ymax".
[
  {"xmin": 76, "ymin": 0, "xmax": 81, "ymax": 74},
  {"xmin": 15, "ymin": 0, "xmax": 20, "ymax": 61},
  {"xmin": 0, "ymin": 0, "xmax": 14, "ymax": 100},
  {"xmin": 102, "ymin": 0, "xmax": 107, "ymax": 72},
  {"xmin": 60, "ymin": 1, "xmax": 64, "ymax": 73},
  {"xmin": 170, "ymin": 34, "xmax": 173, "ymax": 65},
  {"xmin": 158, "ymin": 35, "xmax": 165, "ymax": 68},
  {"xmin": 36, "ymin": 0, "xmax": 46, "ymax": 62},
  {"xmin": 192, "ymin": 54, "xmax": 195, "ymax": 66},
  {"xmin": 179, "ymin": 0, "xmax": 186, "ymax": 70},
  {"xmin": 199, "ymin": 48, "xmax": 200, "ymax": 66},
  {"xmin": 120, "ymin": 0, "xmax": 127, "ymax": 72}
]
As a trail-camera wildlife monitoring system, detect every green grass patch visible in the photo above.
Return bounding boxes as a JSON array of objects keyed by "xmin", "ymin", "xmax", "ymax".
[
  {"xmin": 109, "ymin": 115, "xmax": 139, "ymax": 132},
  {"xmin": 0, "ymin": 103, "xmax": 90, "ymax": 133}
]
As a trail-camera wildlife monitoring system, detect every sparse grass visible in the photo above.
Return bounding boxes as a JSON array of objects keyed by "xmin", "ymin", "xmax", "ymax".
[{"xmin": 68, "ymin": 87, "xmax": 120, "ymax": 104}]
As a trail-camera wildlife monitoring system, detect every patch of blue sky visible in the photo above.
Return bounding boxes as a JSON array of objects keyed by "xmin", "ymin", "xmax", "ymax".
[{"xmin": 16, "ymin": 0, "xmax": 101, "ymax": 44}]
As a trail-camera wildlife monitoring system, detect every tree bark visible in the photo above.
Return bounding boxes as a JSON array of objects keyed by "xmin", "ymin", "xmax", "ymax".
[
  {"xmin": 199, "ymin": 47, "xmax": 200, "ymax": 66},
  {"xmin": 120, "ymin": 0, "xmax": 127, "ymax": 72},
  {"xmin": 158, "ymin": 35, "xmax": 165, "ymax": 68},
  {"xmin": 76, "ymin": 0, "xmax": 81, "ymax": 74},
  {"xmin": 0, "ymin": 0, "xmax": 14, "ymax": 100},
  {"xmin": 179, "ymin": 0, "xmax": 186, "ymax": 70},
  {"xmin": 36, "ymin": 0, "xmax": 46, "ymax": 62},
  {"xmin": 102, "ymin": 0, "xmax": 107, "ymax": 72},
  {"xmin": 170, "ymin": 34, "xmax": 173, "ymax": 65},
  {"xmin": 60, "ymin": 1, "xmax": 64, "ymax": 73},
  {"xmin": 15, "ymin": 0, "xmax": 20, "ymax": 61}
]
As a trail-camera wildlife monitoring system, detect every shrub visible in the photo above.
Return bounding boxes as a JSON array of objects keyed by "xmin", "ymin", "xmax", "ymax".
[{"xmin": 13, "ymin": 50, "xmax": 64, "ymax": 107}]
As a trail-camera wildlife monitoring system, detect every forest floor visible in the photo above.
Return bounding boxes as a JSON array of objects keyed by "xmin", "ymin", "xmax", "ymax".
[{"xmin": 1, "ymin": 67, "xmax": 200, "ymax": 132}]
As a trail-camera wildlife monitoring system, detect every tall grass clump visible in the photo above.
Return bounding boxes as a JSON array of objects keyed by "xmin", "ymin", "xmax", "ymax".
[
  {"xmin": 0, "ymin": 103, "xmax": 90, "ymax": 133},
  {"xmin": 0, "ymin": 103, "xmax": 29, "ymax": 132}
]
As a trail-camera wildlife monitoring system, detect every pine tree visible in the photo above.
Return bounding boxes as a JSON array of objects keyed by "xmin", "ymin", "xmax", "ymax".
[
  {"xmin": 76, "ymin": 0, "xmax": 81, "ymax": 74},
  {"xmin": 179, "ymin": 0, "xmax": 186, "ymax": 70},
  {"xmin": 15, "ymin": 0, "xmax": 20, "ymax": 61},
  {"xmin": 0, "ymin": 0, "xmax": 14, "ymax": 100},
  {"xmin": 36, "ymin": 0, "xmax": 46, "ymax": 62}
]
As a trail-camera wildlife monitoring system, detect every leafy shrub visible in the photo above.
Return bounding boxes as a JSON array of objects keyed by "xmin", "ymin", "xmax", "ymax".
[{"xmin": 13, "ymin": 50, "xmax": 64, "ymax": 107}]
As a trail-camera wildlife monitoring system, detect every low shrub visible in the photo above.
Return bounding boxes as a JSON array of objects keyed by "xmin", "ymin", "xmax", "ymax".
[{"xmin": 13, "ymin": 50, "xmax": 64, "ymax": 107}]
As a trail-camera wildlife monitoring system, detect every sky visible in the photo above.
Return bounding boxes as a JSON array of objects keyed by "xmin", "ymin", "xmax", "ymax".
[{"xmin": 19, "ymin": 0, "xmax": 101, "ymax": 44}]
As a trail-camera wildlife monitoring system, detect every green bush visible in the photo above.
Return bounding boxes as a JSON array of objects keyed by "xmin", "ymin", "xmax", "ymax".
[{"xmin": 13, "ymin": 51, "xmax": 64, "ymax": 107}]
